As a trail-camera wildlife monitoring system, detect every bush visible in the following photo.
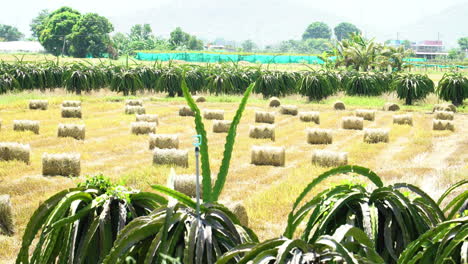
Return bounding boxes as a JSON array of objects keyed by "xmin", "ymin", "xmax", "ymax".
[
  {"xmin": 436, "ymin": 71, "xmax": 468, "ymax": 106},
  {"xmin": 298, "ymin": 70, "xmax": 338, "ymax": 101},
  {"xmin": 344, "ymin": 72, "xmax": 385, "ymax": 96},
  {"xmin": 392, "ymin": 73, "xmax": 434, "ymax": 105}
]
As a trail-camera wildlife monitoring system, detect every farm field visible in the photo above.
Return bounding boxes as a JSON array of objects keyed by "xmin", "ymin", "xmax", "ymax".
[{"xmin": 0, "ymin": 90, "xmax": 466, "ymax": 262}]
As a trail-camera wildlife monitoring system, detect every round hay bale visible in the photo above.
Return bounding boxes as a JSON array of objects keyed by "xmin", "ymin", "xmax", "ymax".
[
  {"xmin": 393, "ymin": 114, "xmax": 413, "ymax": 126},
  {"xmin": 342, "ymin": 116, "xmax": 364, "ymax": 130},
  {"xmin": 0, "ymin": 142, "xmax": 30, "ymax": 163},
  {"xmin": 179, "ymin": 106, "xmax": 195, "ymax": 117},
  {"xmin": 131, "ymin": 122, "xmax": 156, "ymax": 135},
  {"xmin": 57, "ymin": 124, "xmax": 85, "ymax": 140},
  {"xmin": 61, "ymin": 106, "xmax": 82, "ymax": 118},
  {"xmin": 255, "ymin": 111, "xmax": 275, "ymax": 124},
  {"xmin": 125, "ymin": 99, "xmax": 143, "ymax": 106},
  {"xmin": 434, "ymin": 111, "xmax": 454, "ymax": 121},
  {"xmin": 433, "ymin": 104, "xmax": 456, "ymax": 113},
  {"xmin": 223, "ymin": 201, "xmax": 249, "ymax": 226},
  {"xmin": 149, "ymin": 133, "xmax": 179, "ymax": 150},
  {"xmin": 173, "ymin": 174, "xmax": 215, "ymax": 198},
  {"xmin": 125, "ymin": 105, "xmax": 145, "ymax": 115},
  {"xmin": 0, "ymin": 195, "xmax": 14, "ymax": 236},
  {"xmin": 280, "ymin": 105, "xmax": 298, "ymax": 116},
  {"xmin": 433, "ymin": 120, "xmax": 455, "ymax": 131},
  {"xmin": 213, "ymin": 120, "xmax": 231, "ymax": 133},
  {"xmin": 29, "ymin": 100, "xmax": 48, "ymax": 110},
  {"xmin": 136, "ymin": 114, "xmax": 159, "ymax": 124},
  {"xmin": 363, "ymin": 128, "xmax": 389, "ymax": 143},
  {"xmin": 249, "ymin": 124, "xmax": 275, "ymax": 141},
  {"xmin": 62, "ymin": 100, "xmax": 81, "ymax": 107},
  {"xmin": 0, "ymin": 119, "xmax": 2, "ymax": 131},
  {"xmin": 333, "ymin": 101, "xmax": 345, "ymax": 110},
  {"xmin": 269, "ymin": 97, "xmax": 281, "ymax": 107},
  {"xmin": 307, "ymin": 128, "xmax": 332, "ymax": 145},
  {"xmin": 299, "ymin": 111, "xmax": 320, "ymax": 124},
  {"xmin": 42, "ymin": 153, "xmax": 81, "ymax": 176},
  {"xmin": 383, "ymin": 102, "xmax": 400, "ymax": 111},
  {"xmin": 13, "ymin": 120, "xmax": 40, "ymax": 134},
  {"xmin": 251, "ymin": 145, "xmax": 285, "ymax": 166},
  {"xmin": 312, "ymin": 150, "xmax": 348, "ymax": 167},
  {"xmin": 203, "ymin": 109, "xmax": 224, "ymax": 120},
  {"xmin": 355, "ymin": 109, "xmax": 376, "ymax": 121},
  {"xmin": 153, "ymin": 148, "xmax": 188, "ymax": 167},
  {"xmin": 195, "ymin": 96, "xmax": 206, "ymax": 103}
]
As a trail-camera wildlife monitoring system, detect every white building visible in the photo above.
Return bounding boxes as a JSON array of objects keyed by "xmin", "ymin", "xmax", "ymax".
[{"xmin": 0, "ymin": 41, "xmax": 45, "ymax": 53}]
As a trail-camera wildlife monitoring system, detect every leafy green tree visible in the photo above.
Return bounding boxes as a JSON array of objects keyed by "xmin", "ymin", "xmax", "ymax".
[
  {"xmin": 458, "ymin": 37, "xmax": 468, "ymax": 51},
  {"xmin": 68, "ymin": 13, "xmax": 114, "ymax": 58},
  {"xmin": 241, "ymin": 39, "xmax": 256, "ymax": 52},
  {"xmin": 187, "ymin": 35, "xmax": 204, "ymax": 50},
  {"xmin": 304, "ymin": 38, "xmax": 331, "ymax": 53},
  {"xmin": 30, "ymin": 9, "xmax": 50, "ymax": 39},
  {"xmin": 0, "ymin": 24, "xmax": 24, "ymax": 41},
  {"xmin": 447, "ymin": 48, "xmax": 465, "ymax": 60},
  {"xmin": 334, "ymin": 22, "xmax": 360, "ymax": 41},
  {"xmin": 129, "ymin": 23, "xmax": 153, "ymax": 41},
  {"xmin": 302, "ymin": 22, "xmax": 331, "ymax": 40},
  {"xmin": 169, "ymin": 27, "xmax": 190, "ymax": 47},
  {"xmin": 39, "ymin": 7, "xmax": 81, "ymax": 56}
]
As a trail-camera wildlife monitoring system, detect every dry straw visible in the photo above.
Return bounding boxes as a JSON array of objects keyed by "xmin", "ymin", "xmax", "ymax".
[
  {"xmin": 223, "ymin": 201, "xmax": 249, "ymax": 226},
  {"xmin": 61, "ymin": 106, "xmax": 82, "ymax": 118},
  {"xmin": 13, "ymin": 120, "xmax": 40, "ymax": 134},
  {"xmin": 393, "ymin": 114, "xmax": 413, "ymax": 126},
  {"xmin": 255, "ymin": 111, "xmax": 275, "ymax": 124},
  {"xmin": 136, "ymin": 114, "xmax": 159, "ymax": 124},
  {"xmin": 0, "ymin": 195, "xmax": 14, "ymax": 236},
  {"xmin": 251, "ymin": 145, "xmax": 285, "ymax": 166},
  {"xmin": 125, "ymin": 99, "xmax": 143, "ymax": 106},
  {"xmin": 153, "ymin": 148, "xmax": 188, "ymax": 167},
  {"xmin": 249, "ymin": 124, "xmax": 275, "ymax": 141},
  {"xmin": 307, "ymin": 128, "xmax": 332, "ymax": 144},
  {"xmin": 57, "ymin": 124, "xmax": 85, "ymax": 140},
  {"xmin": 173, "ymin": 174, "xmax": 215, "ymax": 198},
  {"xmin": 433, "ymin": 104, "xmax": 456, "ymax": 113},
  {"xmin": 383, "ymin": 102, "xmax": 400, "ymax": 111},
  {"xmin": 29, "ymin": 100, "xmax": 48, "ymax": 110},
  {"xmin": 194, "ymin": 96, "xmax": 206, "ymax": 102},
  {"xmin": 269, "ymin": 97, "xmax": 281, "ymax": 107},
  {"xmin": 62, "ymin": 100, "xmax": 81, "ymax": 107},
  {"xmin": 434, "ymin": 111, "xmax": 454, "ymax": 121},
  {"xmin": 312, "ymin": 150, "xmax": 348, "ymax": 167},
  {"xmin": 333, "ymin": 101, "xmax": 346, "ymax": 110},
  {"xmin": 179, "ymin": 106, "xmax": 195, "ymax": 116},
  {"xmin": 364, "ymin": 128, "xmax": 389, "ymax": 143},
  {"xmin": 131, "ymin": 122, "xmax": 156, "ymax": 135},
  {"xmin": 213, "ymin": 120, "xmax": 231, "ymax": 133},
  {"xmin": 280, "ymin": 105, "xmax": 298, "ymax": 116},
  {"xmin": 203, "ymin": 109, "xmax": 224, "ymax": 120},
  {"xmin": 0, "ymin": 142, "xmax": 30, "ymax": 163},
  {"xmin": 125, "ymin": 105, "xmax": 146, "ymax": 115},
  {"xmin": 42, "ymin": 153, "xmax": 81, "ymax": 176},
  {"xmin": 149, "ymin": 133, "xmax": 179, "ymax": 149},
  {"xmin": 433, "ymin": 120, "xmax": 455, "ymax": 131},
  {"xmin": 299, "ymin": 111, "xmax": 320, "ymax": 124},
  {"xmin": 342, "ymin": 116, "xmax": 364, "ymax": 130},
  {"xmin": 355, "ymin": 109, "xmax": 376, "ymax": 121}
]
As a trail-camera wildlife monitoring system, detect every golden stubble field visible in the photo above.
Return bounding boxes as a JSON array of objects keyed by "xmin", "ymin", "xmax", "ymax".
[{"xmin": 0, "ymin": 92, "xmax": 467, "ymax": 262}]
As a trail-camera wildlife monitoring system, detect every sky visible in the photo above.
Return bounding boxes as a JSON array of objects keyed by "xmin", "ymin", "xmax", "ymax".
[{"xmin": 0, "ymin": 0, "xmax": 467, "ymax": 46}]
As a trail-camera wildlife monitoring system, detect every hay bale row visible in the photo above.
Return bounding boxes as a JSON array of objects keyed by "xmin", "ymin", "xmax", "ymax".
[
  {"xmin": 131, "ymin": 122, "xmax": 156, "ymax": 135},
  {"xmin": 249, "ymin": 124, "xmax": 275, "ymax": 141},
  {"xmin": 393, "ymin": 114, "xmax": 413, "ymax": 126},
  {"xmin": 61, "ymin": 106, "xmax": 82, "ymax": 118},
  {"xmin": 363, "ymin": 128, "xmax": 389, "ymax": 143},
  {"xmin": 0, "ymin": 142, "xmax": 30, "ymax": 163},
  {"xmin": 136, "ymin": 114, "xmax": 159, "ymax": 124},
  {"xmin": 149, "ymin": 134, "xmax": 179, "ymax": 149},
  {"xmin": 125, "ymin": 105, "xmax": 145, "ymax": 115},
  {"xmin": 355, "ymin": 109, "xmax": 375, "ymax": 121},
  {"xmin": 299, "ymin": 111, "xmax": 320, "ymax": 124},
  {"xmin": 125, "ymin": 99, "xmax": 143, "ymax": 106},
  {"xmin": 29, "ymin": 100, "xmax": 48, "ymax": 110},
  {"xmin": 58, "ymin": 124, "xmax": 85, "ymax": 140},
  {"xmin": 307, "ymin": 128, "xmax": 332, "ymax": 145},
  {"xmin": 179, "ymin": 106, "xmax": 195, "ymax": 117},
  {"xmin": 13, "ymin": 120, "xmax": 39, "ymax": 134},
  {"xmin": 62, "ymin": 100, "xmax": 81, "ymax": 107},
  {"xmin": 280, "ymin": 105, "xmax": 298, "ymax": 116},
  {"xmin": 333, "ymin": 101, "xmax": 345, "ymax": 110},
  {"xmin": 312, "ymin": 150, "xmax": 348, "ymax": 167},
  {"xmin": 203, "ymin": 109, "xmax": 224, "ymax": 120},
  {"xmin": 342, "ymin": 116, "xmax": 364, "ymax": 130},
  {"xmin": 269, "ymin": 97, "xmax": 281, "ymax": 107},
  {"xmin": 433, "ymin": 120, "xmax": 455, "ymax": 131},
  {"xmin": 153, "ymin": 148, "xmax": 188, "ymax": 167},
  {"xmin": 433, "ymin": 104, "xmax": 456, "ymax": 113},
  {"xmin": 0, "ymin": 195, "xmax": 14, "ymax": 236},
  {"xmin": 383, "ymin": 102, "xmax": 400, "ymax": 111},
  {"xmin": 42, "ymin": 153, "xmax": 81, "ymax": 176},
  {"xmin": 213, "ymin": 120, "xmax": 231, "ymax": 133},
  {"xmin": 251, "ymin": 146, "xmax": 285, "ymax": 166},
  {"xmin": 255, "ymin": 111, "xmax": 275, "ymax": 124},
  {"xmin": 434, "ymin": 111, "xmax": 454, "ymax": 121}
]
